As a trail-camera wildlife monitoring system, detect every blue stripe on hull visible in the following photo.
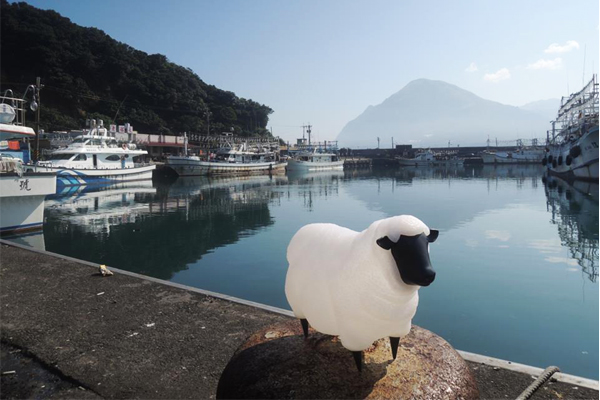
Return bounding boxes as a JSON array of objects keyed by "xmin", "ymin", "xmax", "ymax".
[
  {"xmin": 0, "ymin": 221, "xmax": 43, "ymax": 234},
  {"xmin": 56, "ymin": 170, "xmax": 141, "ymax": 187}
]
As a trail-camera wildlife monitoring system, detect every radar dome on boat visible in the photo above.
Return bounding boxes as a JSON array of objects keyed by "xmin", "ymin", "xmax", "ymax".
[{"xmin": 0, "ymin": 104, "xmax": 16, "ymax": 124}]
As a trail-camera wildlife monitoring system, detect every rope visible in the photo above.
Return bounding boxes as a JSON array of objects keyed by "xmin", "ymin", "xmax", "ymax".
[{"xmin": 516, "ymin": 366, "xmax": 560, "ymax": 400}]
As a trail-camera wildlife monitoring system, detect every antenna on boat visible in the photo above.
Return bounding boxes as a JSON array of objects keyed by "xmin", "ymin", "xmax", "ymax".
[{"xmin": 582, "ymin": 44, "xmax": 586, "ymax": 86}]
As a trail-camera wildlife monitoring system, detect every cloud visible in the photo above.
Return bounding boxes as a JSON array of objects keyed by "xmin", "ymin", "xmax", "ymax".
[
  {"xmin": 485, "ymin": 230, "xmax": 511, "ymax": 241},
  {"xmin": 544, "ymin": 256, "xmax": 579, "ymax": 266},
  {"xmin": 465, "ymin": 62, "xmax": 478, "ymax": 72},
  {"xmin": 526, "ymin": 58, "xmax": 562, "ymax": 70},
  {"xmin": 528, "ymin": 238, "xmax": 562, "ymax": 253},
  {"xmin": 544, "ymin": 40, "xmax": 579, "ymax": 54},
  {"xmin": 465, "ymin": 239, "xmax": 478, "ymax": 248},
  {"xmin": 483, "ymin": 68, "xmax": 511, "ymax": 83}
]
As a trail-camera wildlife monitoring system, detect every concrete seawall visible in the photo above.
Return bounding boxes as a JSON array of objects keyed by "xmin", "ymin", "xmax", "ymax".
[{"xmin": 1, "ymin": 241, "xmax": 597, "ymax": 399}]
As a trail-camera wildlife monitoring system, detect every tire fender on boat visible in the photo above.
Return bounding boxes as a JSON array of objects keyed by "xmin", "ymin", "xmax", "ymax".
[{"xmin": 569, "ymin": 145, "xmax": 581, "ymax": 158}]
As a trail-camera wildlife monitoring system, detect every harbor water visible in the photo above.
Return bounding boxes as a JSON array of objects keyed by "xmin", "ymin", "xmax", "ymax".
[{"xmin": 7, "ymin": 165, "xmax": 598, "ymax": 379}]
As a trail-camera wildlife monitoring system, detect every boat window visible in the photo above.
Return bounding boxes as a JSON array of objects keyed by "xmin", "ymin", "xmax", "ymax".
[
  {"xmin": 106, "ymin": 155, "xmax": 121, "ymax": 161},
  {"xmin": 73, "ymin": 154, "xmax": 87, "ymax": 161},
  {"xmin": 47, "ymin": 153, "xmax": 75, "ymax": 160},
  {"xmin": 72, "ymin": 138, "xmax": 85, "ymax": 144},
  {"xmin": 91, "ymin": 139, "xmax": 102, "ymax": 146}
]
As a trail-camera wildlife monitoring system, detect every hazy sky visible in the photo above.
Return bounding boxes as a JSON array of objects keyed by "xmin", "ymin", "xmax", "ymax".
[{"xmin": 20, "ymin": 0, "xmax": 599, "ymax": 143}]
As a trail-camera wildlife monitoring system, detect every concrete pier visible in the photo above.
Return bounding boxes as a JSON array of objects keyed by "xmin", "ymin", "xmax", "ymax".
[{"xmin": 1, "ymin": 242, "xmax": 598, "ymax": 399}]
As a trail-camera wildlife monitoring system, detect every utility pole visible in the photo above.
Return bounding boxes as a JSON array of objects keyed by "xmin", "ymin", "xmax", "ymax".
[
  {"xmin": 205, "ymin": 110, "xmax": 211, "ymax": 136},
  {"xmin": 392, "ymin": 137, "xmax": 394, "ymax": 149},
  {"xmin": 35, "ymin": 77, "xmax": 42, "ymax": 161},
  {"xmin": 377, "ymin": 137, "xmax": 380, "ymax": 149},
  {"xmin": 302, "ymin": 124, "xmax": 312, "ymax": 145}
]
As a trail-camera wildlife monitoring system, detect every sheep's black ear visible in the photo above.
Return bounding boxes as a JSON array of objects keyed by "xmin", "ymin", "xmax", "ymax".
[
  {"xmin": 376, "ymin": 236, "xmax": 394, "ymax": 250},
  {"xmin": 427, "ymin": 230, "xmax": 439, "ymax": 243}
]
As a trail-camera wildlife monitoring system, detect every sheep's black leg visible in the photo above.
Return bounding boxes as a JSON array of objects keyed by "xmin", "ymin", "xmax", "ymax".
[
  {"xmin": 352, "ymin": 351, "xmax": 363, "ymax": 372},
  {"xmin": 390, "ymin": 337, "xmax": 400, "ymax": 360},
  {"xmin": 300, "ymin": 318, "xmax": 309, "ymax": 338}
]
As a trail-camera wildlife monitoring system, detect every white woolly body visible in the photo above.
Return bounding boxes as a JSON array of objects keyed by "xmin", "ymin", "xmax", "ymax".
[{"xmin": 285, "ymin": 215, "xmax": 431, "ymax": 351}]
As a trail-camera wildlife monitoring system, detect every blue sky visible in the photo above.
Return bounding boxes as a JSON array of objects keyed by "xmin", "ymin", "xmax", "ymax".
[{"xmin": 19, "ymin": 0, "xmax": 600, "ymax": 143}]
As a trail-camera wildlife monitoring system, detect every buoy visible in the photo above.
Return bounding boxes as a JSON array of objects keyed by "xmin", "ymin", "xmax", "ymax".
[
  {"xmin": 569, "ymin": 145, "xmax": 581, "ymax": 158},
  {"xmin": 565, "ymin": 155, "xmax": 572, "ymax": 166}
]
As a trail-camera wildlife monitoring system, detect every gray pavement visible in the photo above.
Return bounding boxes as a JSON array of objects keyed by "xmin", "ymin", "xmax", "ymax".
[{"xmin": 1, "ymin": 242, "xmax": 598, "ymax": 399}]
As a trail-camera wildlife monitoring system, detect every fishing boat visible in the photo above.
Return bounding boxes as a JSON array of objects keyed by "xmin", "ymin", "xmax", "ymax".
[
  {"xmin": 397, "ymin": 150, "xmax": 464, "ymax": 167},
  {"xmin": 286, "ymin": 150, "xmax": 344, "ymax": 171},
  {"xmin": 543, "ymin": 75, "xmax": 599, "ymax": 180},
  {"xmin": 0, "ymin": 91, "xmax": 56, "ymax": 235},
  {"xmin": 37, "ymin": 119, "xmax": 155, "ymax": 186},
  {"xmin": 482, "ymin": 147, "xmax": 545, "ymax": 164},
  {"xmin": 166, "ymin": 136, "xmax": 286, "ymax": 176}
]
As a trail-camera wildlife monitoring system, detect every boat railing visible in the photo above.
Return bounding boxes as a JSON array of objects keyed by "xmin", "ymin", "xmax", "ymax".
[{"xmin": 0, "ymin": 94, "xmax": 28, "ymax": 126}]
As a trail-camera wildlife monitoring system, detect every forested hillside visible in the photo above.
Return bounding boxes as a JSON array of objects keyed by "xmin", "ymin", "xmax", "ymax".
[{"xmin": 0, "ymin": 0, "xmax": 273, "ymax": 136}]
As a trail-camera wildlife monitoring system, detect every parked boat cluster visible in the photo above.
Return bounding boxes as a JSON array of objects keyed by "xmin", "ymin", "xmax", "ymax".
[{"xmin": 1, "ymin": 76, "xmax": 598, "ymax": 236}]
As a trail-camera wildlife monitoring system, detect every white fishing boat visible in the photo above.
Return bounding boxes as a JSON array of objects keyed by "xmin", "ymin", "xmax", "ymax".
[
  {"xmin": 481, "ymin": 140, "xmax": 545, "ymax": 164},
  {"xmin": 37, "ymin": 119, "xmax": 155, "ymax": 186},
  {"xmin": 543, "ymin": 75, "xmax": 599, "ymax": 181},
  {"xmin": 166, "ymin": 136, "xmax": 286, "ymax": 176},
  {"xmin": 286, "ymin": 150, "xmax": 344, "ymax": 171},
  {"xmin": 397, "ymin": 150, "xmax": 464, "ymax": 167},
  {"xmin": 0, "ymin": 92, "xmax": 56, "ymax": 235}
]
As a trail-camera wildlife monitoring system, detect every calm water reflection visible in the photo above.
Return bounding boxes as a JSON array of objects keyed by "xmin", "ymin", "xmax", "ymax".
[{"xmin": 8, "ymin": 165, "xmax": 598, "ymax": 378}]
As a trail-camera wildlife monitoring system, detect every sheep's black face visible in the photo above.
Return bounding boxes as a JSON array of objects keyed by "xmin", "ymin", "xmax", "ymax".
[{"xmin": 376, "ymin": 230, "xmax": 438, "ymax": 287}]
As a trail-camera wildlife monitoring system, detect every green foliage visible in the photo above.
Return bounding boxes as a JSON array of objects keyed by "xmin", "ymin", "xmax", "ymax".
[{"xmin": 0, "ymin": 0, "xmax": 274, "ymax": 137}]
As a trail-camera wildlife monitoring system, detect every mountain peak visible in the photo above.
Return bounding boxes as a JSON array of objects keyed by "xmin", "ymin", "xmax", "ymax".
[{"xmin": 336, "ymin": 79, "xmax": 548, "ymax": 148}]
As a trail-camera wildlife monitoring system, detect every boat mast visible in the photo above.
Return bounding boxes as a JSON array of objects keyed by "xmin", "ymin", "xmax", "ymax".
[
  {"xmin": 184, "ymin": 132, "xmax": 188, "ymax": 156},
  {"xmin": 302, "ymin": 124, "xmax": 312, "ymax": 146}
]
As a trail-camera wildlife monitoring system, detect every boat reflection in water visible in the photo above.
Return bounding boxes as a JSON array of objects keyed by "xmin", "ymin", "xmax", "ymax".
[
  {"xmin": 382, "ymin": 163, "xmax": 545, "ymax": 183},
  {"xmin": 3, "ymin": 230, "xmax": 47, "ymax": 252},
  {"xmin": 43, "ymin": 175, "xmax": 287, "ymax": 280},
  {"xmin": 542, "ymin": 174, "xmax": 599, "ymax": 282},
  {"xmin": 285, "ymin": 170, "xmax": 344, "ymax": 210}
]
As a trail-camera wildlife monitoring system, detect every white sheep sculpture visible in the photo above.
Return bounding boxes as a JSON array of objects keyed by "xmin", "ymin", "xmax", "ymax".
[{"xmin": 285, "ymin": 215, "xmax": 439, "ymax": 371}]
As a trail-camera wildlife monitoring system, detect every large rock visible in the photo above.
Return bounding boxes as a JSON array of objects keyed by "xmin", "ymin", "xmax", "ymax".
[{"xmin": 217, "ymin": 320, "xmax": 479, "ymax": 399}]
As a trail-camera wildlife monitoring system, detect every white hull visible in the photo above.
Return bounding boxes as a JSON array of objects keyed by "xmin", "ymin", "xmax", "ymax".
[
  {"xmin": 0, "ymin": 171, "xmax": 57, "ymax": 235},
  {"xmin": 38, "ymin": 165, "xmax": 156, "ymax": 186},
  {"xmin": 167, "ymin": 156, "xmax": 287, "ymax": 176},
  {"xmin": 546, "ymin": 126, "xmax": 599, "ymax": 181},
  {"xmin": 286, "ymin": 159, "xmax": 344, "ymax": 171},
  {"xmin": 480, "ymin": 152, "xmax": 496, "ymax": 164},
  {"xmin": 482, "ymin": 150, "xmax": 545, "ymax": 164}
]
